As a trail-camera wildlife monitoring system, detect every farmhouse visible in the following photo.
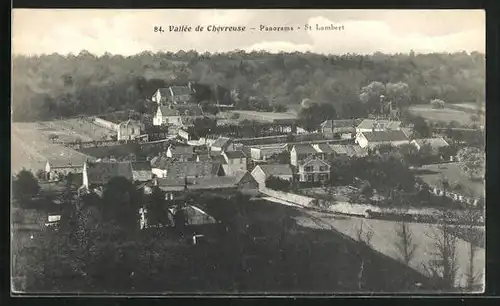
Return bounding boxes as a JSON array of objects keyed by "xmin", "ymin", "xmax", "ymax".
[
  {"xmin": 355, "ymin": 119, "xmax": 402, "ymax": 133},
  {"xmin": 153, "ymin": 104, "xmax": 204, "ymax": 127},
  {"xmin": 151, "ymin": 83, "xmax": 193, "ymax": 105},
  {"xmin": 330, "ymin": 144, "xmax": 368, "ymax": 158},
  {"xmin": 251, "ymin": 164, "xmax": 294, "ymax": 189},
  {"xmin": 410, "ymin": 137, "xmax": 449, "ymax": 154},
  {"xmin": 150, "ymin": 160, "xmax": 223, "ymax": 180},
  {"xmin": 45, "ymin": 157, "xmax": 87, "ymax": 181},
  {"xmin": 290, "ymin": 144, "xmax": 319, "ymax": 167},
  {"xmin": 166, "ymin": 144, "xmax": 196, "ymax": 161},
  {"xmin": 157, "ymin": 170, "xmax": 259, "ymax": 198},
  {"xmin": 82, "ymin": 161, "xmax": 134, "ymax": 189},
  {"xmin": 210, "ymin": 137, "xmax": 234, "ymax": 152},
  {"xmin": 320, "ymin": 119, "xmax": 360, "ymax": 139},
  {"xmin": 93, "ymin": 117, "xmax": 142, "ymax": 141},
  {"xmin": 355, "ymin": 130, "xmax": 410, "ymax": 149},
  {"xmin": 131, "ymin": 161, "xmax": 153, "ymax": 182},
  {"xmin": 297, "ymin": 155, "xmax": 331, "ymax": 183},
  {"xmin": 221, "ymin": 150, "xmax": 248, "ymax": 175},
  {"xmin": 248, "ymin": 143, "xmax": 288, "ymax": 161}
]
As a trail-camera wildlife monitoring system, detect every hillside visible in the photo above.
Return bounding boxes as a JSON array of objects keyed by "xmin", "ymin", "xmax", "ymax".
[{"xmin": 12, "ymin": 50, "xmax": 485, "ymax": 122}]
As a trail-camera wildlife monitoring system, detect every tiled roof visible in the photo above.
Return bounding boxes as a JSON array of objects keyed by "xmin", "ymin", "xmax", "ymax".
[
  {"xmin": 211, "ymin": 137, "xmax": 231, "ymax": 148},
  {"xmin": 224, "ymin": 150, "xmax": 247, "ymax": 159},
  {"xmin": 174, "ymin": 104, "xmax": 204, "ymax": 117},
  {"xmin": 150, "ymin": 156, "xmax": 170, "ymax": 169},
  {"xmin": 158, "ymin": 106, "xmax": 180, "ymax": 117},
  {"xmin": 330, "ymin": 144, "xmax": 349, "ymax": 155},
  {"xmin": 256, "ymin": 164, "xmax": 293, "ymax": 177},
  {"xmin": 292, "ymin": 144, "xmax": 317, "ymax": 154},
  {"xmin": 118, "ymin": 119, "xmax": 141, "ymax": 127},
  {"xmin": 413, "ymin": 138, "xmax": 449, "ymax": 149},
  {"xmin": 197, "ymin": 154, "xmax": 211, "ymax": 161},
  {"xmin": 321, "ymin": 119, "xmax": 360, "ymax": 129},
  {"xmin": 158, "ymin": 174, "xmax": 250, "ymax": 191},
  {"xmin": 165, "ymin": 161, "xmax": 220, "ymax": 180},
  {"xmin": 157, "ymin": 88, "xmax": 170, "ymax": 97},
  {"xmin": 169, "ymin": 85, "xmax": 192, "ymax": 96},
  {"xmin": 86, "ymin": 161, "xmax": 134, "ymax": 185},
  {"xmin": 301, "ymin": 155, "xmax": 330, "ymax": 167},
  {"xmin": 357, "ymin": 119, "xmax": 401, "ymax": 130},
  {"xmin": 169, "ymin": 145, "xmax": 195, "ymax": 155},
  {"xmin": 362, "ymin": 130, "xmax": 409, "ymax": 142},
  {"xmin": 315, "ymin": 143, "xmax": 336, "ymax": 153},
  {"xmin": 211, "ymin": 155, "xmax": 227, "ymax": 164},
  {"xmin": 131, "ymin": 161, "xmax": 152, "ymax": 171}
]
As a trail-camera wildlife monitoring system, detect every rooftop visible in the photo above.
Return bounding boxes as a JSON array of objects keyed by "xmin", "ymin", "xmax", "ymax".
[
  {"xmin": 211, "ymin": 137, "xmax": 232, "ymax": 148},
  {"xmin": 412, "ymin": 138, "xmax": 450, "ymax": 149},
  {"xmin": 255, "ymin": 164, "xmax": 293, "ymax": 177},
  {"xmin": 357, "ymin": 119, "xmax": 402, "ymax": 130},
  {"xmin": 85, "ymin": 161, "xmax": 134, "ymax": 185},
  {"xmin": 292, "ymin": 144, "xmax": 317, "ymax": 154},
  {"xmin": 361, "ymin": 130, "xmax": 409, "ymax": 143},
  {"xmin": 164, "ymin": 161, "xmax": 221, "ymax": 180},
  {"xmin": 224, "ymin": 150, "xmax": 247, "ymax": 159}
]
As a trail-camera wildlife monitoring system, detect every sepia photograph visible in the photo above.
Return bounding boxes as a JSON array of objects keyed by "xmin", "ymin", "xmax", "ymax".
[{"xmin": 11, "ymin": 9, "xmax": 485, "ymax": 295}]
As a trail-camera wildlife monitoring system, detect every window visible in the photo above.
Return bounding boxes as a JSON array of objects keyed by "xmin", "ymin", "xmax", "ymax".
[
  {"xmin": 307, "ymin": 175, "xmax": 314, "ymax": 182},
  {"xmin": 320, "ymin": 174, "xmax": 328, "ymax": 181},
  {"xmin": 305, "ymin": 166, "xmax": 313, "ymax": 172},
  {"xmin": 319, "ymin": 166, "xmax": 327, "ymax": 172}
]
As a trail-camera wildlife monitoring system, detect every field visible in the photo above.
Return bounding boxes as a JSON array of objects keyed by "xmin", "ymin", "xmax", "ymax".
[
  {"xmin": 408, "ymin": 104, "xmax": 474, "ymax": 125},
  {"xmin": 415, "ymin": 163, "xmax": 484, "ymax": 198},
  {"xmin": 221, "ymin": 110, "xmax": 298, "ymax": 123},
  {"xmin": 11, "ymin": 121, "xmax": 99, "ymax": 173},
  {"xmin": 38, "ymin": 118, "xmax": 117, "ymax": 143},
  {"xmin": 301, "ymin": 210, "xmax": 485, "ymax": 290}
]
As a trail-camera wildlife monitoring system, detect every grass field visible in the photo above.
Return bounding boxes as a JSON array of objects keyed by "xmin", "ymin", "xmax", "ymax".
[
  {"xmin": 408, "ymin": 104, "xmax": 474, "ymax": 125},
  {"xmin": 302, "ymin": 210, "xmax": 485, "ymax": 290},
  {"xmin": 415, "ymin": 163, "xmax": 484, "ymax": 198},
  {"xmin": 40, "ymin": 118, "xmax": 116, "ymax": 142},
  {"xmin": 12, "ymin": 122, "xmax": 92, "ymax": 174}
]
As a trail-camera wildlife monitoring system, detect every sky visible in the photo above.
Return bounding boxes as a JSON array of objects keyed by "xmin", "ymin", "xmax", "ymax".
[{"xmin": 12, "ymin": 9, "xmax": 485, "ymax": 56}]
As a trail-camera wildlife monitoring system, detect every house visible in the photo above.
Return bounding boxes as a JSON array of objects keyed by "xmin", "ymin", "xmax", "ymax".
[
  {"xmin": 249, "ymin": 144, "xmax": 288, "ymax": 161},
  {"xmin": 157, "ymin": 170, "xmax": 259, "ymax": 197},
  {"xmin": 312, "ymin": 143, "xmax": 337, "ymax": 160},
  {"xmin": 117, "ymin": 119, "xmax": 142, "ymax": 141},
  {"xmin": 222, "ymin": 150, "xmax": 248, "ymax": 174},
  {"xmin": 330, "ymin": 144, "xmax": 368, "ymax": 158},
  {"xmin": 297, "ymin": 155, "xmax": 331, "ymax": 183},
  {"xmin": 82, "ymin": 161, "xmax": 134, "ymax": 189},
  {"xmin": 161, "ymin": 161, "xmax": 223, "ymax": 180},
  {"xmin": 410, "ymin": 138, "xmax": 450, "ymax": 154},
  {"xmin": 210, "ymin": 137, "xmax": 234, "ymax": 152},
  {"xmin": 45, "ymin": 158, "xmax": 86, "ymax": 181},
  {"xmin": 355, "ymin": 119, "xmax": 402, "ymax": 133},
  {"xmin": 251, "ymin": 164, "xmax": 294, "ymax": 189},
  {"xmin": 151, "ymin": 83, "xmax": 193, "ymax": 105},
  {"xmin": 166, "ymin": 144, "xmax": 195, "ymax": 161},
  {"xmin": 131, "ymin": 161, "xmax": 152, "ymax": 182},
  {"xmin": 355, "ymin": 130, "xmax": 410, "ymax": 149},
  {"xmin": 153, "ymin": 105, "xmax": 183, "ymax": 126},
  {"xmin": 321, "ymin": 119, "xmax": 360, "ymax": 139},
  {"xmin": 290, "ymin": 144, "xmax": 321, "ymax": 167}
]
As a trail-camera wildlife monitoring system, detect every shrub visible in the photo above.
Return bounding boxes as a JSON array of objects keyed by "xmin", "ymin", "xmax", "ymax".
[{"xmin": 430, "ymin": 99, "xmax": 445, "ymax": 109}]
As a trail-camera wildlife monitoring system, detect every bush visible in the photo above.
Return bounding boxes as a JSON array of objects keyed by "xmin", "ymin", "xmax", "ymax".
[
  {"xmin": 430, "ymin": 99, "xmax": 445, "ymax": 109},
  {"xmin": 265, "ymin": 176, "xmax": 292, "ymax": 192}
]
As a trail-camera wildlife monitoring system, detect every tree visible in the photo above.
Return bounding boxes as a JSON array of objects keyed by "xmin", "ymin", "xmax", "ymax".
[
  {"xmin": 102, "ymin": 177, "xmax": 141, "ymax": 230},
  {"xmin": 386, "ymin": 82, "xmax": 411, "ymax": 113},
  {"xmin": 354, "ymin": 220, "xmax": 374, "ymax": 290},
  {"xmin": 298, "ymin": 102, "xmax": 337, "ymax": 132},
  {"xmin": 359, "ymin": 81, "xmax": 386, "ymax": 114},
  {"xmin": 265, "ymin": 176, "xmax": 292, "ymax": 192},
  {"xmin": 431, "ymin": 99, "xmax": 445, "ymax": 109},
  {"xmin": 394, "ymin": 218, "xmax": 417, "ymax": 266},
  {"xmin": 456, "ymin": 147, "xmax": 485, "ymax": 180},
  {"xmin": 423, "ymin": 211, "xmax": 459, "ymax": 290},
  {"xmin": 146, "ymin": 186, "xmax": 169, "ymax": 227},
  {"xmin": 409, "ymin": 115, "xmax": 432, "ymax": 138},
  {"xmin": 12, "ymin": 169, "xmax": 40, "ymax": 207}
]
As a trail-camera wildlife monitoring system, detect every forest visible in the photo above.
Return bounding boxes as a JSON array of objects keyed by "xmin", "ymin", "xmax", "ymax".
[{"xmin": 12, "ymin": 50, "xmax": 485, "ymax": 122}]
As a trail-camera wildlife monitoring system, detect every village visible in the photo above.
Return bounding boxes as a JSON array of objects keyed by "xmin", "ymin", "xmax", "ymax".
[{"xmin": 12, "ymin": 79, "xmax": 486, "ymax": 292}]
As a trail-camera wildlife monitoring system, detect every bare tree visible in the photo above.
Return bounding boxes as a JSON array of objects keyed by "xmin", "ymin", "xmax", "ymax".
[
  {"xmin": 355, "ymin": 220, "xmax": 374, "ymax": 290},
  {"xmin": 458, "ymin": 210, "xmax": 484, "ymax": 291},
  {"xmin": 423, "ymin": 210, "xmax": 459, "ymax": 290},
  {"xmin": 395, "ymin": 218, "xmax": 417, "ymax": 266}
]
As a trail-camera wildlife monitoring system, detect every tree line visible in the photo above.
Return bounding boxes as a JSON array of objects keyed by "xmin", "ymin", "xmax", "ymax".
[{"xmin": 12, "ymin": 50, "xmax": 484, "ymax": 122}]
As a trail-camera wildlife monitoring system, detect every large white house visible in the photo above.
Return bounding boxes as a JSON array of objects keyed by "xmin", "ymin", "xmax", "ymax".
[
  {"xmin": 151, "ymin": 84, "xmax": 193, "ymax": 105},
  {"xmin": 355, "ymin": 130, "xmax": 410, "ymax": 149}
]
